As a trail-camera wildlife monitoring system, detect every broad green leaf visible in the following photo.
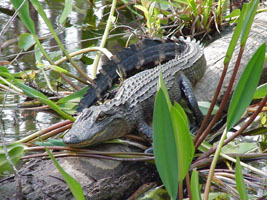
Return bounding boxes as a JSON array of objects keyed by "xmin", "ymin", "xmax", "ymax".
[
  {"xmin": 222, "ymin": 141, "xmax": 257, "ymax": 154},
  {"xmin": 10, "ymin": 0, "xmax": 35, "ymax": 34},
  {"xmin": 18, "ymin": 33, "xmax": 35, "ymax": 51},
  {"xmin": 153, "ymin": 88, "xmax": 178, "ymax": 199},
  {"xmin": 253, "ymin": 83, "xmax": 267, "ymax": 99},
  {"xmin": 46, "ymin": 147, "xmax": 85, "ymax": 200},
  {"xmin": 57, "ymin": 86, "xmax": 89, "ymax": 104},
  {"xmin": 134, "ymin": 5, "xmax": 149, "ymax": 16},
  {"xmin": 240, "ymin": 0, "xmax": 259, "ymax": 46},
  {"xmin": 15, "ymin": 82, "xmax": 75, "ymax": 121},
  {"xmin": 158, "ymin": 71, "xmax": 172, "ymax": 110},
  {"xmin": 190, "ymin": 170, "xmax": 201, "ymax": 200},
  {"xmin": 171, "ymin": 103, "xmax": 194, "ymax": 181},
  {"xmin": 59, "ymin": 0, "xmax": 72, "ymax": 24},
  {"xmin": 235, "ymin": 157, "xmax": 248, "ymax": 200},
  {"xmin": 0, "ymin": 143, "xmax": 25, "ymax": 174},
  {"xmin": 227, "ymin": 43, "xmax": 265, "ymax": 131}
]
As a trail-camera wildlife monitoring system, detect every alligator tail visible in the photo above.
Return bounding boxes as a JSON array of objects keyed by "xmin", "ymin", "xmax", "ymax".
[{"xmin": 77, "ymin": 38, "xmax": 187, "ymax": 112}]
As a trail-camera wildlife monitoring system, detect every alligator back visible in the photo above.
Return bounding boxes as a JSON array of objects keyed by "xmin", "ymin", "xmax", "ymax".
[
  {"xmin": 77, "ymin": 39, "xmax": 187, "ymax": 112},
  {"xmin": 110, "ymin": 38, "xmax": 206, "ymax": 108}
]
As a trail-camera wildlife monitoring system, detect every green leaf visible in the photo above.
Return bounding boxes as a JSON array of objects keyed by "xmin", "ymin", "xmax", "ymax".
[
  {"xmin": 227, "ymin": 43, "xmax": 265, "ymax": 131},
  {"xmin": 224, "ymin": 2, "xmax": 248, "ymax": 65},
  {"xmin": 223, "ymin": 9, "xmax": 240, "ymax": 20},
  {"xmin": 235, "ymin": 157, "xmax": 248, "ymax": 200},
  {"xmin": 171, "ymin": 103, "xmax": 194, "ymax": 181},
  {"xmin": 34, "ymin": 139, "xmax": 66, "ymax": 146},
  {"xmin": 46, "ymin": 147, "xmax": 85, "ymax": 200},
  {"xmin": 153, "ymin": 88, "xmax": 178, "ymax": 199},
  {"xmin": 240, "ymin": 0, "xmax": 259, "ymax": 46},
  {"xmin": 158, "ymin": 71, "xmax": 172, "ymax": 110},
  {"xmin": 15, "ymin": 82, "xmax": 75, "ymax": 121},
  {"xmin": 18, "ymin": 33, "xmax": 35, "ymax": 51},
  {"xmin": 57, "ymin": 86, "xmax": 89, "ymax": 104},
  {"xmin": 190, "ymin": 170, "xmax": 201, "ymax": 200},
  {"xmin": 253, "ymin": 83, "xmax": 267, "ymax": 99},
  {"xmin": 198, "ymin": 101, "xmax": 219, "ymax": 115},
  {"xmin": 10, "ymin": 0, "xmax": 35, "ymax": 34},
  {"xmin": 59, "ymin": 0, "xmax": 72, "ymax": 24},
  {"xmin": 0, "ymin": 143, "xmax": 25, "ymax": 174}
]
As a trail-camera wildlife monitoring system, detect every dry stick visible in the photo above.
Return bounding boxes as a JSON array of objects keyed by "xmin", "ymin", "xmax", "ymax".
[
  {"xmin": 196, "ymin": 94, "xmax": 267, "ymax": 161},
  {"xmin": 195, "ymin": 47, "xmax": 245, "ymax": 150}
]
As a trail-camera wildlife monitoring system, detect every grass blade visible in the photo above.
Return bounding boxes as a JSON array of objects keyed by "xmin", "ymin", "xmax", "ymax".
[
  {"xmin": 235, "ymin": 157, "xmax": 248, "ymax": 200},
  {"xmin": 190, "ymin": 170, "xmax": 201, "ymax": 200},
  {"xmin": 10, "ymin": 0, "xmax": 35, "ymax": 34}
]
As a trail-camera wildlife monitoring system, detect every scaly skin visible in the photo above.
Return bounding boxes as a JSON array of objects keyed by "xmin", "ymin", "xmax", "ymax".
[
  {"xmin": 64, "ymin": 38, "xmax": 206, "ymax": 147},
  {"xmin": 77, "ymin": 38, "xmax": 187, "ymax": 112}
]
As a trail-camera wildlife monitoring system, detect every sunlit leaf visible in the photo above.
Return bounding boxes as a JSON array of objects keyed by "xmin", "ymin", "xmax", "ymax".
[
  {"xmin": 235, "ymin": 157, "xmax": 248, "ymax": 200},
  {"xmin": 46, "ymin": 147, "xmax": 85, "ymax": 200},
  {"xmin": 227, "ymin": 43, "xmax": 265, "ymax": 131},
  {"xmin": 57, "ymin": 86, "xmax": 89, "ymax": 104},
  {"xmin": 0, "ymin": 143, "xmax": 25, "ymax": 174}
]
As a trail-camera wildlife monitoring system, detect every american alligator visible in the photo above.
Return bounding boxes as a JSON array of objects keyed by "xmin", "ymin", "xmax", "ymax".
[
  {"xmin": 64, "ymin": 37, "xmax": 206, "ymax": 147},
  {"xmin": 77, "ymin": 38, "xmax": 187, "ymax": 112}
]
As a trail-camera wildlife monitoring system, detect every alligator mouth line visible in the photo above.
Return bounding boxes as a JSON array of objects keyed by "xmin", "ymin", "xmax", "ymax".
[{"xmin": 70, "ymin": 127, "xmax": 109, "ymax": 147}]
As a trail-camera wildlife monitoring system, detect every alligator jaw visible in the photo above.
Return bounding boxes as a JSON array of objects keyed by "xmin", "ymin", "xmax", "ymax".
[{"xmin": 63, "ymin": 105, "xmax": 131, "ymax": 147}]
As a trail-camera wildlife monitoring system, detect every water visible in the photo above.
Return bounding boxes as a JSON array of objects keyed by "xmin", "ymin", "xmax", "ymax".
[{"xmin": 0, "ymin": 0, "xmax": 131, "ymax": 142}]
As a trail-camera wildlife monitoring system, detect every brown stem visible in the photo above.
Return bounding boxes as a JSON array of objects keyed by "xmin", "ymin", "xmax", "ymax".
[
  {"xmin": 186, "ymin": 173, "xmax": 192, "ymax": 200},
  {"xmin": 195, "ymin": 47, "xmax": 245, "ymax": 149},
  {"xmin": 196, "ymin": 94, "xmax": 267, "ymax": 161}
]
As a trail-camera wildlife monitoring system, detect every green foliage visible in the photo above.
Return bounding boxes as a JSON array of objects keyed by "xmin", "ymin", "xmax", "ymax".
[
  {"xmin": 34, "ymin": 139, "xmax": 66, "ymax": 146},
  {"xmin": 134, "ymin": 0, "xmax": 161, "ymax": 37},
  {"xmin": 235, "ymin": 157, "xmax": 248, "ymax": 200},
  {"xmin": 46, "ymin": 147, "xmax": 85, "ymax": 200},
  {"xmin": 153, "ymin": 72, "xmax": 194, "ymax": 199},
  {"xmin": 190, "ymin": 170, "xmax": 201, "ymax": 200},
  {"xmin": 18, "ymin": 33, "xmax": 35, "ymax": 51},
  {"xmin": 0, "ymin": 143, "xmax": 25, "ymax": 175},
  {"xmin": 59, "ymin": 0, "xmax": 72, "ymax": 24},
  {"xmin": 227, "ymin": 43, "xmax": 265, "ymax": 131},
  {"xmin": 253, "ymin": 83, "xmax": 267, "ymax": 99}
]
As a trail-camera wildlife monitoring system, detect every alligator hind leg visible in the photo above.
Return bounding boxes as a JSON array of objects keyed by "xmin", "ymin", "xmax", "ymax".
[{"xmin": 179, "ymin": 73, "xmax": 203, "ymax": 127}]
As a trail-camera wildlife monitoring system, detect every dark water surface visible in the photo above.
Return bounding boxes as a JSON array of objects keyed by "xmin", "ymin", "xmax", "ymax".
[{"xmin": 0, "ymin": 0, "xmax": 132, "ymax": 142}]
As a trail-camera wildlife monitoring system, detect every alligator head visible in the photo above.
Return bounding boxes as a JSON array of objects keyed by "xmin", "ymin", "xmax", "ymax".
[{"xmin": 63, "ymin": 104, "xmax": 132, "ymax": 147}]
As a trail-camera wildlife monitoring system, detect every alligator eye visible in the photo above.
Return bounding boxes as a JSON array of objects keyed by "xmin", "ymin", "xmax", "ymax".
[{"xmin": 97, "ymin": 111, "xmax": 106, "ymax": 121}]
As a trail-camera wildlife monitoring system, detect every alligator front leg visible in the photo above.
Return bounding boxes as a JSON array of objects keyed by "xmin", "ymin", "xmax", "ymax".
[
  {"xmin": 137, "ymin": 121, "xmax": 153, "ymax": 143},
  {"xmin": 179, "ymin": 73, "xmax": 203, "ymax": 126}
]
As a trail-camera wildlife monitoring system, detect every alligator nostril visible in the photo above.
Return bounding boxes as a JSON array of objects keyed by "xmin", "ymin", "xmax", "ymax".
[{"xmin": 63, "ymin": 134, "xmax": 79, "ymax": 144}]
